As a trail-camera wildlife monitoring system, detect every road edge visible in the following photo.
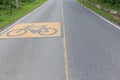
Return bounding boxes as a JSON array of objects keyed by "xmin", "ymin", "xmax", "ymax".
[
  {"xmin": 75, "ymin": 0, "xmax": 120, "ymax": 30},
  {"xmin": 0, "ymin": 0, "xmax": 48, "ymax": 35}
]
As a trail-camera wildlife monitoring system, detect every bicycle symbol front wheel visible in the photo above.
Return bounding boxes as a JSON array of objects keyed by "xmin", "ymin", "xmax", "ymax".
[
  {"xmin": 39, "ymin": 28, "xmax": 57, "ymax": 35},
  {"xmin": 6, "ymin": 29, "xmax": 27, "ymax": 37}
]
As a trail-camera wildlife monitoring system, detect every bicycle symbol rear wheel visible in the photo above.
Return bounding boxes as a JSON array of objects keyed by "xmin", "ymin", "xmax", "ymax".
[{"xmin": 6, "ymin": 29, "xmax": 27, "ymax": 37}]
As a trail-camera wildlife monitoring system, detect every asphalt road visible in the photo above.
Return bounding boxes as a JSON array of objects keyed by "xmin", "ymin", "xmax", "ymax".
[{"xmin": 0, "ymin": 0, "xmax": 120, "ymax": 80}]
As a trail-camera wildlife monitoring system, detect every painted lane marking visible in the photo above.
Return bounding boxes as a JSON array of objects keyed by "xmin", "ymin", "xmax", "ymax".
[
  {"xmin": 61, "ymin": 1, "xmax": 69, "ymax": 80},
  {"xmin": 0, "ymin": 22, "xmax": 61, "ymax": 38}
]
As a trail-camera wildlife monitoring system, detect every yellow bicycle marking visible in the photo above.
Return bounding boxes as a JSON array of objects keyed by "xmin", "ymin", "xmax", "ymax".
[{"xmin": 0, "ymin": 22, "xmax": 61, "ymax": 38}]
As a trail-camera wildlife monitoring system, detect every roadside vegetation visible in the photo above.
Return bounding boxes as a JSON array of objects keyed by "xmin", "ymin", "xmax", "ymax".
[
  {"xmin": 0, "ymin": 0, "xmax": 46, "ymax": 29},
  {"xmin": 77, "ymin": 0, "xmax": 120, "ymax": 25}
]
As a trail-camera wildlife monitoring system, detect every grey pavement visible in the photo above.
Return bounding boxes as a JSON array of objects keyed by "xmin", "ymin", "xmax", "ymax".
[{"xmin": 0, "ymin": 0, "xmax": 120, "ymax": 80}]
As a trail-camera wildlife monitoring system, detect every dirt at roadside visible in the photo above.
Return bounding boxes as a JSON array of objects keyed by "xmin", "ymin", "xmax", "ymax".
[{"xmin": 87, "ymin": 1, "xmax": 120, "ymax": 24}]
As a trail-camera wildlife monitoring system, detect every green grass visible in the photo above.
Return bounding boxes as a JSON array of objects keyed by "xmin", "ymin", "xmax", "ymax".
[
  {"xmin": 84, "ymin": 0, "xmax": 120, "ymax": 11},
  {"xmin": 77, "ymin": 0, "xmax": 119, "ymax": 24},
  {"xmin": 0, "ymin": 0, "xmax": 47, "ymax": 29}
]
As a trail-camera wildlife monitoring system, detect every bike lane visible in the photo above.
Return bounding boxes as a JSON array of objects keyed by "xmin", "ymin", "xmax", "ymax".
[{"xmin": 0, "ymin": 0, "xmax": 68, "ymax": 80}]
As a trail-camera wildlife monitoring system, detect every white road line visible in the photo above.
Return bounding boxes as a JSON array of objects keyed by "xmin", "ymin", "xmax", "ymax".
[
  {"xmin": 0, "ymin": 0, "xmax": 48, "ymax": 35},
  {"xmin": 75, "ymin": 0, "xmax": 120, "ymax": 29}
]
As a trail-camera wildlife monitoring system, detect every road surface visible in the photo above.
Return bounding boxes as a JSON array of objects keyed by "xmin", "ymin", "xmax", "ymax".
[{"xmin": 0, "ymin": 0, "xmax": 120, "ymax": 80}]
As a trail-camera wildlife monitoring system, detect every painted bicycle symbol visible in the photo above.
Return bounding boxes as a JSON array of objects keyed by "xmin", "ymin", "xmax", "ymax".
[{"xmin": 6, "ymin": 25, "xmax": 57, "ymax": 37}]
